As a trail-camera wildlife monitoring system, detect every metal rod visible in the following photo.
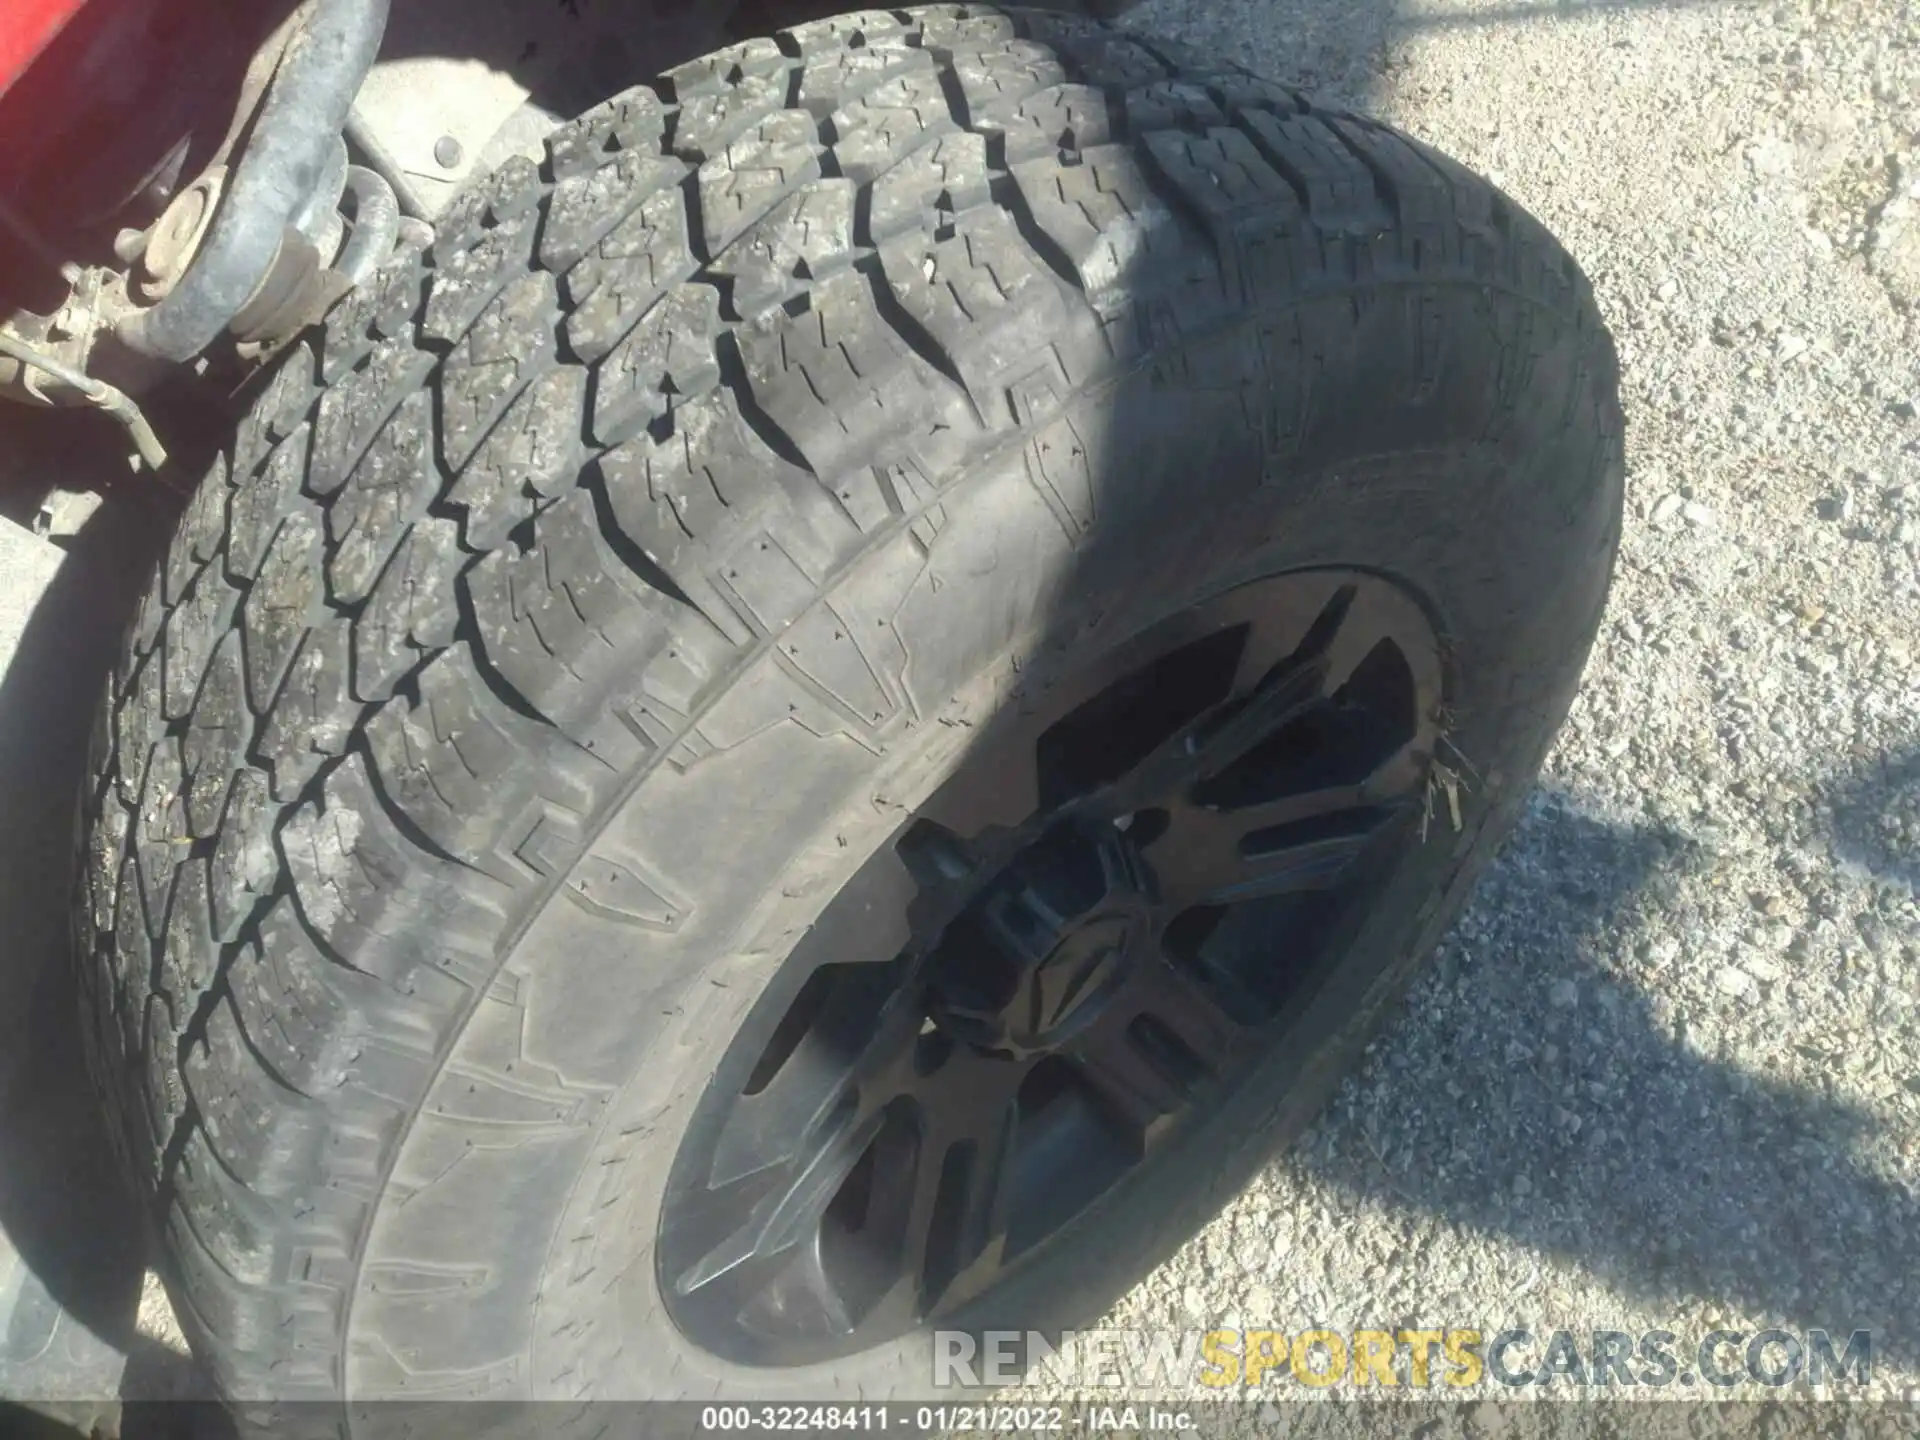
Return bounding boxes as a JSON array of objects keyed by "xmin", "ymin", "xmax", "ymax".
[{"xmin": 0, "ymin": 331, "xmax": 169, "ymax": 471}]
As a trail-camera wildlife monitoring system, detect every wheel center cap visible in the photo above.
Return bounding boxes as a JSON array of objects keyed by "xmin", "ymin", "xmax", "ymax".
[
  {"xmin": 1010, "ymin": 913, "xmax": 1136, "ymax": 1048},
  {"xmin": 926, "ymin": 825, "xmax": 1151, "ymax": 1057}
]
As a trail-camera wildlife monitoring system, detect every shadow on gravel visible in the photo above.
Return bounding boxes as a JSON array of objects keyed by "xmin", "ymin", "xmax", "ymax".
[
  {"xmin": 1828, "ymin": 746, "xmax": 1920, "ymax": 896},
  {"xmin": 1292, "ymin": 788, "xmax": 1920, "ymax": 1370}
]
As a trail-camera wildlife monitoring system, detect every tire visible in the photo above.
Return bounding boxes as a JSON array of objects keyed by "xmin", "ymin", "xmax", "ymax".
[{"xmin": 75, "ymin": 3, "xmax": 1623, "ymax": 1414}]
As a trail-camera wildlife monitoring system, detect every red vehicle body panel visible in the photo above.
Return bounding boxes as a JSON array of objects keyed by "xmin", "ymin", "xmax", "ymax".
[{"xmin": 0, "ymin": 0, "xmax": 91, "ymax": 97}]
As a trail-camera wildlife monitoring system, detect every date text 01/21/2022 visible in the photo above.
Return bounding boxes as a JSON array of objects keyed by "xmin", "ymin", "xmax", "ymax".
[{"xmin": 697, "ymin": 1404, "xmax": 1198, "ymax": 1431}]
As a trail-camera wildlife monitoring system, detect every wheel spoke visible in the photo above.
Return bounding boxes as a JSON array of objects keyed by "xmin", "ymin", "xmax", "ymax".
[
  {"xmin": 926, "ymin": 1090, "xmax": 1022, "ymax": 1311},
  {"xmin": 1090, "ymin": 602, "xmax": 1348, "ymax": 817},
  {"xmin": 673, "ymin": 1102, "xmax": 884, "ymax": 1297},
  {"xmin": 1216, "ymin": 735, "xmax": 1429, "ymax": 835},
  {"xmin": 1071, "ymin": 1018, "xmax": 1194, "ymax": 1132},
  {"xmin": 1182, "ymin": 657, "xmax": 1329, "ymax": 781},
  {"xmin": 1132, "ymin": 958, "xmax": 1243, "ymax": 1069},
  {"xmin": 712, "ymin": 959, "xmax": 918, "ymax": 1187},
  {"xmin": 1140, "ymin": 799, "xmax": 1381, "ymax": 906},
  {"xmin": 1139, "ymin": 731, "xmax": 1426, "ymax": 909},
  {"xmin": 804, "ymin": 845, "xmax": 920, "ymax": 970},
  {"xmin": 1071, "ymin": 961, "xmax": 1238, "ymax": 1131},
  {"xmin": 846, "ymin": 1052, "xmax": 1026, "ymax": 1333}
]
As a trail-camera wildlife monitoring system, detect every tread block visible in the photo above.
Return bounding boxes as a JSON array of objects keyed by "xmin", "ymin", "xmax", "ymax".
[
  {"xmin": 87, "ymin": 795, "xmax": 131, "ymax": 937},
  {"xmin": 1325, "ymin": 115, "xmax": 1458, "ymax": 266},
  {"xmin": 440, "ymin": 270, "xmax": 561, "ymax": 473},
  {"xmin": 166, "ymin": 1129, "xmax": 278, "ymax": 1299},
  {"xmin": 696, "ymin": 111, "xmax": 824, "ymax": 256},
  {"xmin": 256, "ymin": 615, "xmax": 356, "ymax": 802},
  {"xmin": 671, "ymin": 69, "xmax": 788, "ymax": 162},
  {"xmin": 163, "ymin": 567, "xmax": 238, "ymax": 721},
  {"xmin": 949, "ymin": 40, "xmax": 1067, "ymax": 125},
  {"xmin": 880, "ymin": 208, "xmax": 1084, "ymax": 409},
  {"xmin": 229, "ymin": 342, "xmax": 319, "ymax": 482},
  {"xmin": 312, "ymin": 340, "xmax": 437, "ymax": 496},
  {"xmin": 996, "ymin": 83, "xmax": 1115, "ymax": 165},
  {"xmin": 422, "ymin": 207, "xmax": 541, "ymax": 348},
  {"xmin": 164, "ymin": 453, "xmax": 230, "ymax": 605},
  {"xmin": 783, "ymin": 10, "xmax": 905, "ymax": 54},
  {"xmin": 663, "ymin": 36, "xmax": 788, "ymax": 99},
  {"xmin": 282, "ymin": 754, "xmax": 509, "ymax": 975},
  {"xmin": 918, "ymin": 8, "xmax": 1020, "ymax": 50},
  {"xmin": 129, "ymin": 577, "xmax": 166, "ymax": 659},
  {"xmin": 226, "ymin": 424, "xmax": 311, "ymax": 582},
  {"xmin": 353, "ymin": 517, "xmax": 465, "ymax": 703},
  {"xmin": 156, "ymin": 854, "xmax": 216, "ymax": 1007},
  {"xmin": 709, "ymin": 179, "xmax": 857, "ymax": 319},
  {"xmin": 135, "ymin": 737, "xmax": 186, "ymax": 938},
  {"xmin": 1143, "ymin": 126, "xmax": 1303, "ymax": 299},
  {"xmin": 735, "ymin": 268, "xmax": 961, "ymax": 479},
  {"xmin": 590, "ymin": 283, "xmax": 725, "ymax": 446},
  {"xmin": 141, "ymin": 990, "xmax": 185, "ymax": 1156},
  {"xmin": 541, "ymin": 151, "xmax": 686, "ymax": 274},
  {"xmin": 364, "ymin": 646, "xmax": 565, "ymax": 863},
  {"xmin": 795, "ymin": 37, "xmax": 924, "ymax": 116},
  {"xmin": 1011, "ymin": 143, "xmax": 1208, "ymax": 301},
  {"xmin": 241, "ymin": 510, "xmax": 326, "ymax": 714},
  {"xmin": 545, "ymin": 89, "xmax": 669, "ymax": 183},
  {"xmin": 467, "ymin": 484, "xmax": 678, "ymax": 731},
  {"xmin": 596, "ymin": 387, "xmax": 813, "ymax": 644},
  {"xmin": 114, "ymin": 651, "xmax": 162, "ymax": 807},
  {"xmin": 448, "ymin": 367, "xmax": 588, "ymax": 553},
  {"xmin": 1027, "ymin": 22, "xmax": 1167, "ymax": 89},
  {"xmin": 186, "ymin": 995, "xmax": 320, "ymax": 1199},
  {"xmin": 1238, "ymin": 110, "xmax": 1390, "ymax": 234},
  {"xmin": 208, "ymin": 766, "xmax": 277, "ymax": 943},
  {"xmin": 481, "ymin": 156, "xmax": 545, "ymax": 228},
  {"xmin": 230, "ymin": 903, "xmax": 385, "ymax": 1097},
  {"xmin": 182, "ymin": 631, "xmax": 247, "ymax": 837},
  {"xmin": 322, "ymin": 249, "xmax": 428, "ymax": 383},
  {"xmin": 1124, "ymin": 79, "xmax": 1225, "ymax": 133},
  {"xmin": 563, "ymin": 185, "xmax": 695, "ymax": 364},
  {"xmin": 828, "ymin": 66, "xmax": 958, "ymax": 185},
  {"xmin": 1203, "ymin": 69, "xmax": 1306, "ymax": 115},
  {"xmin": 427, "ymin": 182, "xmax": 492, "ymax": 260},
  {"xmin": 327, "ymin": 390, "xmax": 439, "ymax": 606},
  {"xmin": 108, "ymin": 858, "xmax": 150, "ymax": 1017},
  {"xmin": 868, "ymin": 131, "xmax": 993, "ymax": 242}
]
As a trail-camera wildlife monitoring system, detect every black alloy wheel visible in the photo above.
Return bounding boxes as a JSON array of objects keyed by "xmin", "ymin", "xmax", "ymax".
[{"xmin": 660, "ymin": 570, "xmax": 1442, "ymax": 1365}]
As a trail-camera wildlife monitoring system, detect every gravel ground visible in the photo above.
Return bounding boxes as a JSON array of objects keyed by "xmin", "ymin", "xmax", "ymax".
[{"xmin": 96, "ymin": 0, "xmax": 1920, "ymax": 1414}]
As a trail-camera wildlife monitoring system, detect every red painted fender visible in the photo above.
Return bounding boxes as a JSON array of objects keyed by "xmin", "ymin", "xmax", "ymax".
[{"xmin": 0, "ymin": 0, "xmax": 90, "ymax": 99}]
